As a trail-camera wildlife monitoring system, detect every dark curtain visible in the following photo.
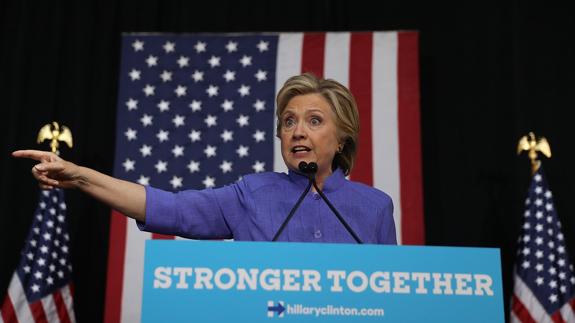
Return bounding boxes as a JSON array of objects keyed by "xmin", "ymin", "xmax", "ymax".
[{"xmin": 1, "ymin": 1, "xmax": 574, "ymax": 322}]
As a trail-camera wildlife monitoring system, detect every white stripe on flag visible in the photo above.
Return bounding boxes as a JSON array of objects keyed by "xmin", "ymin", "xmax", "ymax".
[
  {"xmin": 7, "ymin": 274, "xmax": 35, "ymax": 323},
  {"xmin": 560, "ymin": 300, "xmax": 575, "ymax": 322},
  {"xmin": 513, "ymin": 275, "xmax": 552, "ymax": 322},
  {"xmin": 509, "ymin": 311, "xmax": 520, "ymax": 323},
  {"xmin": 41, "ymin": 293, "xmax": 59, "ymax": 323},
  {"xmin": 121, "ymin": 224, "xmax": 150, "ymax": 323},
  {"xmin": 372, "ymin": 32, "xmax": 402, "ymax": 243},
  {"xmin": 61, "ymin": 284, "xmax": 76, "ymax": 323},
  {"xmin": 274, "ymin": 33, "xmax": 302, "ymax": 173},
  {"xmin": 324, "ymin": 32, "xmax": 350, "ymax": 87}
]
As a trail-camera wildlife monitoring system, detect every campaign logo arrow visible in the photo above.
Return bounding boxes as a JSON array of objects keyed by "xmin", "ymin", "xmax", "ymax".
[{"xmin": 267, "ymin": 301, "xmax": 285, "ymax": 317}]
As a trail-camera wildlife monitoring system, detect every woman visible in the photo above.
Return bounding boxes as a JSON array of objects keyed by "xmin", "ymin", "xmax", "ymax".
[{"xmin": 13, "ymin": 73, "xmax": 396, "ymax": 244}]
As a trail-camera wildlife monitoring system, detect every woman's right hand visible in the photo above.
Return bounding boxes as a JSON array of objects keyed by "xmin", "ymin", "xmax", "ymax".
[
  {"xmin": 12, "ymin": 150, "xmax": 82, "ymax": 190},
  {"xmin": 13, "ymin": 149, "xmax": 146, "ymax": 221}
]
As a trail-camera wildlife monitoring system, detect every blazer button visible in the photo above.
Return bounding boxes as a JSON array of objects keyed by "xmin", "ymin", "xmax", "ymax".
[{"xmin": 314, "ymin": 230, "xmax": 322, "ymax": 239}]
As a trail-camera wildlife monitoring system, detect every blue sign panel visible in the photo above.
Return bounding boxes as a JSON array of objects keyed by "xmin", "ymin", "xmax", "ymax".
[{"xmin": 142, "ymin": 241, "xmax": 504, "ymax": 322}]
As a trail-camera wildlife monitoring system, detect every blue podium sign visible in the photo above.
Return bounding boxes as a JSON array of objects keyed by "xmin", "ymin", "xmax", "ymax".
[{"xmin": 142, "ymin": 241, "xmax": 504, "ymax": 322}]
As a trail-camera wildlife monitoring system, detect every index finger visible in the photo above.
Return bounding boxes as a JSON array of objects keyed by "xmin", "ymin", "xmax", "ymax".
[{"xmin": 12, "ymin": 150, "xmax": 54, "ymax": 162}]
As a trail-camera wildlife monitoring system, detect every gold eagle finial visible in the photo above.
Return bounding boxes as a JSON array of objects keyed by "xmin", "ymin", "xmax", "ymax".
[
  {"xmin": 37, "ymin": 121, "xmax": 73, "ymax": 155},
  {"xmin": 517, "ymin": 132, "xmax": 551, "ymax": 174}
]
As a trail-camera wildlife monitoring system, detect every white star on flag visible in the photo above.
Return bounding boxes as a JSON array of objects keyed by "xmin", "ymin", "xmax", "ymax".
[
  {"xmin": 129, "ymin": 69, "xmax": 141, "ymax": 81},
  {"xmin": 253, "ymin": 100, "xmax": 265, "ymax": 112},
  {"xmin": 140, "ymin": 114, "xmax": 153, "ymax": 127},
  {"xmin": 154, "ymin": 161, "xmax": 168, "ymax": 173},
  {"xmin": 252, "ymin": 161, "xmax": 265, "ymax": 173},
  {"xmin": 170, "ymin": 176, "xmax": 183, "ymax": 189},
  {"xmin": 122, "ymin": 159, "xmax": 135, "ymax": 171},
  {"xmin": 253, "ymin": 130, "xmax": 265, "ymax": 142},
  {"xmin": 145, "ymin": 55, "xmax": 158, "ymax": 67},
  {"xmin": 239, "ymin": 55, "xmax": 252, "ymax": 67},
  {"xmin": 226, "ymin": 41, "xmax": 238, "ymax": 53},
  {"xmin": 221, "ymin": 100, "xmax": 234, "ymax": 112},
  {"xmin": 132, "ymin": 40, "xmax": 144, "ymax": 51},
  {"xmin": 255, "ymin": 70, "xmax": 267, "ymax": 81},
  {"xmin": 126, "ymin": 98, "xmax": 138, "ymax": 110},
  {"xmin": 208, "ymin": 56, "xmax": 221, "ymax": 68},
  {"xmin": 189, "ymin": 130, "xmax": 201, "ymax": 142},
  {"xmin": 143, "ymin": 84, "xmax": 155, "ymax": 96},
  {"xmin": 189, "ymin": 100, "xmax": 202, "ymax": 111},
  {"xmin": 221, "ymin": 130, "xmax": 233, "ymax": 142},
  {"xmin": 194, "ymin": 41, "xmax": 207, "ymax": 53},
  {"xmin": 191, "ymin": 70, "xmax": 204, "ymax": 82},
  {"xmin": 160, "ymin": 70, "xmax": 172, "ymax": 82},
  {"xmin": 163, "ymin": 41, "xmax": 175, "ymax": 53},
  {"xmin": 202, "ymin": 176, "xmax": 215, "ymax": 188},
  {"xmin": 125, "ymin": 128, "xmax": 137, "ymax": 141},
  {"xmin": 223, "ymin": 70, "xmax": 236, "ymax": 82},
  {"xmin": 177, "ymin": 56, "xmax": 189, "ymax": 68},
  {"xmin": 204, "ymin": 145, "xmax": 217, "ymax": 158},
  {"xmin": 220, "ymin": 160, "xmax": 233, "ymax": 173},
  {"xmin": 236, "ymin": 114, "xmax": 249, "ymax": 127}
]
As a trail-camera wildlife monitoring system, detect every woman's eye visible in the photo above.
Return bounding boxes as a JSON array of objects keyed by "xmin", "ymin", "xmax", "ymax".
[
  {"xmin": 284, "ymin": 117, "xmax": 295, "ymax": 128},
  {"xmin": 310, "ymin": 117, "xmax": 322, "ymax": 126}
]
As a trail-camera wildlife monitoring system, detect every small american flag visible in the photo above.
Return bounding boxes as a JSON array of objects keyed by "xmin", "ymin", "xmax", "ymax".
[
  {"xmin": 0, "ymin": 189, "xmax": 76, "ymax": 323},
  {"xmin": 511, "ymin": 167, "xmax": 575, "ymax": 322},
  {"xmin": 105, "ymin": 31, "xmax": 424, "ymax": 323}
]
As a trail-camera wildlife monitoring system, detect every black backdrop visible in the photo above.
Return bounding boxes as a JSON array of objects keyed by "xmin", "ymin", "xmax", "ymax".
[{"xmin": 1, "ymin": 1, "xmax": 574, "ymax": 322}]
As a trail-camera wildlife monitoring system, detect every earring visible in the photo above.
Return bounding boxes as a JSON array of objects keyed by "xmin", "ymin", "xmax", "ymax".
[{"xmin": 337, "ymin": 145, "xmax": 343, "ymax": 153}]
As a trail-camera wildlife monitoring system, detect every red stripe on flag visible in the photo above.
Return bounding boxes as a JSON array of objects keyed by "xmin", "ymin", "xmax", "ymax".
[
  {"xmin": 104, "ymin": 210, "xmax": 127, "ymax": 323},
  {"xmin": 1, "ymin": 295, "xmax": 19, "ymax": 323},
  {"xmin": 551, "ymin": 311, "xmax": 566, "ymax": 323},
  {"xmin": 53, "ymin": 290, "xmax": 72, "ymax": 323},
  {"xmin": 152, "ymin": 233, "xmax": 175, "ymax": 240},
  {"xmin": 301, "ymin": 33, "xmax": 326, "ymax": 77},
  {"xmin": 29, "ymin": 301, "xmax": 48, "ymax": 323},
  {"xmin": 349, "ymin": 32, "xmax": 373, "ymax": 186},
  {"xmin": 397, "ymin": 31, "xmax": 425, "ymax": 245},
  {"xmin": 511, "ymin": 294, "xmax": 537, "ymax": 323}
]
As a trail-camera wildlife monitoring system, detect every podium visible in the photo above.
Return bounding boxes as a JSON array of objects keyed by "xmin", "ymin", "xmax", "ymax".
[{"xmin": 141, "ymin": 240, "xmax": 504, "ymax": 322}]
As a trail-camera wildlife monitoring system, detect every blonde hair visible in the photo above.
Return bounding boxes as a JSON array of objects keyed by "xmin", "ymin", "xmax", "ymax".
[{"xmin": 275, "ymin": 73, "xmax": 360, "ymax": 176}]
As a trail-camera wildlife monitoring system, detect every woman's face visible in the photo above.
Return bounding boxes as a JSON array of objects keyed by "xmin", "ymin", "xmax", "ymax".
[{"xmin": 279, "ymin": 93, "xmax": 340, "ymax": 179}]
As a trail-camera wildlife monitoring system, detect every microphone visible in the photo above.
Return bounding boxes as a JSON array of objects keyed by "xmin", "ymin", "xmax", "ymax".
[
  {"xmin": 307, "ymin": 162, "xmax": 363, "ymax": 244},
  {"xmin": 273, "ymin": 161, "xmax": 362, "ymax": 243},
  {"xmin": 298, "ymin": 160, "xmax": 317, "ymax": 177},
  {"xmin": 272, "ymin": 162, "xmax": 316, "ymax": 241}
]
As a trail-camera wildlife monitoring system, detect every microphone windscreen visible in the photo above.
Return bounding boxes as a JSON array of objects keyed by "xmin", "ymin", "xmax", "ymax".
[
  {"xmin": 298, "ymin": 161, "xmax": 308, "ymax": 172},
  {"xmin": 307, "ymin": 162, "xmax": 318, "ymax": 174}
]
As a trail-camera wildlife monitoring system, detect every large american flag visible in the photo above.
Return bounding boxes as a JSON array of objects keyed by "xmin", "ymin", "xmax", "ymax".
[
  {"xmin": 0, "ymin": 189, "xmax": 76, "ymax": 323},
  {"xmin": 510, "ymin": 167, "xmax": 575, "ymax": 322},
  {"xmin": 105, "ymin": 31, "xmax": 424, "ymax": 323}
]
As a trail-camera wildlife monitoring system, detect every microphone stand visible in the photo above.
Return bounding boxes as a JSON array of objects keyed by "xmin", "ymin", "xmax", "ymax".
[
  {"xmin": 272, "ymin": 163, "xmax": 314, "ymax": 241},
  {"xmin": 272, "ymin": 161, "xmax": 363, "ymax": 244},
  {"xmin": 311, "ymin": 179, "xmax": 363, "ymax": 244}
]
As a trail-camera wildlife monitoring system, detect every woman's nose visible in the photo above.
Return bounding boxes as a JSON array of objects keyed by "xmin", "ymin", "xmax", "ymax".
[{"xmin": 292, "ymin": 121, "xmax": 307, "ymax": 139}]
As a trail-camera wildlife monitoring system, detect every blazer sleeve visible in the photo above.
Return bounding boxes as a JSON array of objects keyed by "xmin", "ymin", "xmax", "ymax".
[
  {"xmin": 380, "ymin": 197, "xmax": 397, "ymax": 245},
  {"xmin": 137, "ymin": 180, "xmax": 252, "ymax": 239}
]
